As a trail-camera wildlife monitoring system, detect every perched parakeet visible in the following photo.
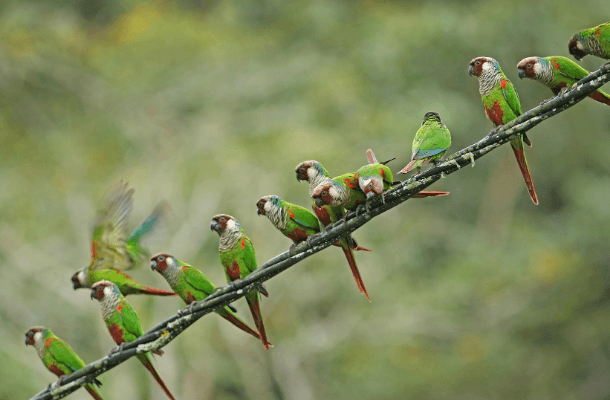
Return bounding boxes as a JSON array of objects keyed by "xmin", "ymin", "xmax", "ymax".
[
  {"xmin": 398, "ymin": 112, "xmax": 452, "ymax": 175},
  {"xmin": 469, "ymin": 56, "xmax": 539, "ymax": 205},
  {"xmin": 569, "ymin": 22, "xmax": 610, "ymax": 61},
  {"xmin": 90, "ymin": 281, "xmax": 176, "ymax": 400},
  {"xmin": 25, "ymin": 327, "xmax": 104, "ymax": 400},
  {"xmin": 517, "ymin": 56, "xmax": 610, "ymax": 106},
  {"xmin": 210, "ymin": 215, "xmax": 272, "ymax": 350},
  {"xmin": 150, "ymin": 253, "xmax": 265, "ymax": 342},
  {"xmin": 71, "ymin": 182, "xmax": 176, "ymax": 297},
  {"xmin": 359, "ymin": 149, "xmax": 449, "ymax": 207},
  {"xmin": 256, "ymin": 195, "xmax": 322, "ymax": 252},
  {"xmin": 310, "ymin": 174, "xmax": 371, "ymax": 300}
]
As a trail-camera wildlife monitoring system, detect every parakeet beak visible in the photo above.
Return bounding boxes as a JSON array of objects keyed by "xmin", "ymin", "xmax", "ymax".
[
  {"xmin": 90, "ymin": 289, "xmax": 96, "ymax": 300},
  {"xmin": 210, "ymin": 220, "xmax": 221, "ymax": 233},
  {"xmin": 366, "ymin": 191, "xmax": 376, "ymax": 200},
  {"xmin": 468, "ymin": 65, "xmax": 474, "ymax": 76},
  {"xmin": 517, "ymin": 68, "xmax": 526, "ymax": 79},
  {"xmin": 257, "ymin": 209, "xmax": 262, "ymax": 216},
  {"xmin": 150, "ymin": 260, "xmax": 157, "ymax": 271},
  {"xmin": 314, "ymin": 197, "xmax": 324, "ymax": 207},
  {"xmin": 25, "ymin": 336, "xmax": 29, "ymax": 346},
  {"xmin": 296, "ymin": 173, "xmax": 302, "ymax": 182}
]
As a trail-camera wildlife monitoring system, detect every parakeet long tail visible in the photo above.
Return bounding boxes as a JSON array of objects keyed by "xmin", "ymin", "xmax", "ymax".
[
  {"xmin": 84, "ymin": 384, "xmax": 104, "ymax": 400},
  {"xmin": 216, "ymin": 308, "xmax": 263, "ymax": 342},
  {"xmin": 412, "ymin": 191, "xmax": 449, "ymax": 198},
  {"xmin": 137, "ymin": 353, "xmax": 176, "ymax": 400},
  {"xmin": 245, "ymin": 292, "xmax": 272, "ymax": 350},
  {"xmin": 340, "ymin": 240, "xmax": 370, "ymax": 301},
  {"xmin": 399, "ymin": 159, "xmax": 420, "ymax": 174},
  {"xmin": 131, "ymin": 286, "xmax": 178, "ymax": 297},
  {"xmin": 510, "ymin": 138, "xmax": 539, "ymax": 205},
  {"xmin": 589, "ymin": 90, "xmax": 610, "ymax": 106}
]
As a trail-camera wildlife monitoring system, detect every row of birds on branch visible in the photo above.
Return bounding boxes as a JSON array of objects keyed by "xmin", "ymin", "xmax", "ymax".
[{"xmin": 24, "ymin": 22, "xmax": 610, "ymax": 400}]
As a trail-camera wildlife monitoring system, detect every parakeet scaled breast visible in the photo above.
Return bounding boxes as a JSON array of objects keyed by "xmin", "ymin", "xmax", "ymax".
[
  {"xmin": 211, "ymin": 215, "xmax": 272, "ymax": 350},
  {"xmin": 256, "ymin": 195, "xmax": 322, "ymax": 246},
  {"xmin": 469, "ymin": 56, "xmax": 539, "ymax": 205},
  {"xmin": 25, "ymin": 327, "xmax": 104, "ymax": 400},
  {"xmin": 150, "ymin": 253, "xmax": 264, "ymax": 343},
  {"xmin": 569, "ymin": 22, "xmax": 610, "ymax": 60},
  {"xmin": 71, "ymin": 182, "xmax": 176, "ymax": 297},
  {"xmin": 91, "ymin": 281, "xmax": 176, "ymax": 400},
  {"xmin": 517, "ymin": 56, "xmax": 610, "ymax": 106}
]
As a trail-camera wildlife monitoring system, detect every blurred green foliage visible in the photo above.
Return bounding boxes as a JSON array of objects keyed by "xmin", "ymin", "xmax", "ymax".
[{"xmin": 2, "ymin": 0, "xmax": 610, "ymax": 399}]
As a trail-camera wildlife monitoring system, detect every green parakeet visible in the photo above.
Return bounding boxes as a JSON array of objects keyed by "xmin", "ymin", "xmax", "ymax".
[
  {"xmin": 517, "ymin": 56, "xmax": 610, "ymax": 106},
  {"xmin": 256, "ymin": 195, "xmax": 322, "ymax": 252},
  {"xmin": 71, "ymin": 182, "xmax": 176, "ymax": 297},
  {"xmin": 25, "ymin": 327, "xmax": 104, "ymax": 400},
  {"xmin": 310, "ymin": 173, "xmax": 371, "ymax": 300},
  {"xmin": 150, "ymin": 253, "xmax": 265, "ymax": 342},
  {"xmin": 210, "ymin": 215, "xmax": 272, "ymax": 350},
  {"xmin": 90, "ymin": 281, "xmax": 176, "ymax": 400},
  {"xmin": 569, "ymin": 22, "xmax": 610, "ymax": 60},
  {"xmin": 360, "ymin": 149, "xmax": 449, "ymax": 207},
  {"xmin": 398, "ymin": 112, "xmax": 452, "ymax": 175},
  {"xmin": 469, "ymin": 56, "xmax": 539, "ymax": 205}
]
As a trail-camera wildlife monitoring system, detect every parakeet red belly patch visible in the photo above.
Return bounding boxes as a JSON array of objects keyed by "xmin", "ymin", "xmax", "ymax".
[
  {"xmin": 185, "ymin": 292, "xmax": 196, "ymax": 304},
  {"xmin": 227, "ymin": 261, "xmax": 241, "ymax": 280},
  {"xmin": 287, "ymin": 229, "xmax": 308, "ymax": 244},
  {"xmin": 48, "ymin": 364, "xmax": 65, "ymax": 377},
  {"xmin": 313, "ymin": 206, "xmax": 331, "ymax": 226},
  {"xmin": 485, "ymin": 101, "xmax": 504, "ymax": 126},
  {"xmin": 108, "ymin": 323, "xmax": 124, "ymax": 344}
]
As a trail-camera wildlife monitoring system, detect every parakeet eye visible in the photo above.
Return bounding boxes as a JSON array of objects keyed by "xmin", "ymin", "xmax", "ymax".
[
  {"xmin": 258, "ymin": 202, "xmax": 263, "ymax": 207},
  {"xmin": 158, "ymin": 255, "xmax": 165, "ymax": 262},
  {"xmin": 368, "ymin": 183, "xmax": 373, "ymax": 188},
  {"xmin": 299, "ymin": 167, "xmax": 305, "ymax": 173},
  {"xmin": 322, "ymin": 191, "xmax": 327, "ymax": 196},
  {"xmin": 475, "ymin": 61, "xmax": 481, "ymax": 66},
  {"xmin": 220, "ymin": 217, "xmax": 225, "ymax": 222},
  {"xmin": 527, "ymin": 63, "xmax": 532, "ymax": 68}
]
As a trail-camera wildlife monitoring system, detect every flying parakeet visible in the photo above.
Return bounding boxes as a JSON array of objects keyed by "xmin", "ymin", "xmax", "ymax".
[
  {"xmin": 71, "ymin": 182, "xmax": 176, "ymax": 297},
  {"xmin": 569, "ymin": 22, "xmax": 610, "ymax": 60},
  {"xmin": 469, "ymin": 56, "xmax": 539, "ymax": 205},
  {"xmin": 25, "ymin": 327, "xmax": 104, "ymax": 400},
  {"xmin": 256, "ymin": 195, "xmax": 322, "ymax": 252},
  {"xmin": 150, "ymin": 253, "xmax": 265, "ymax": 342},
  {"xmin": 90, "ymin": 281, "xmax": 176, "ymax": 400},
  {"xmin": 517, "ymin": 56, "xmax": 610, "ymax": 106},
  {"xmin": 398, "ymin": 112, "xmax": 452, "ymax": 175},
  {"xmin": 210, "ymin": 215, "xmax": 272, "ymax": 350}
]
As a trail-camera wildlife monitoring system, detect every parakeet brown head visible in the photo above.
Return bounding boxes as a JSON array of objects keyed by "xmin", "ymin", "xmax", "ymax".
[
  {"xmin": 422, "ymin": 111, "xmax": 442, "ymax": 125},
  {"xmin": 295, "ymin": 161, "xmax": 322, "ymax": 183},
  {"xmin": 517, "ymin": 57, "xmax": 543, "ymax": 79},
  {"xmin": 150, "ymin": 253, "xmax": 176, "ymax": 273},
  {"xmin": 210, "ymin": 214, "xmax": 240, "ymax": 236},
  {"xmin": 568, "ymin": 36, "xmax": 587, "ymax": 61},
  {"xmin": 71, "ymin": 268, "xmax": 90, "ymax": 290},
  {"xmin": 90, "ymin": 280, "xmax": 120, "ymax": 301},
  {"xmin": 311, "ymin": 182, "xmax": 340, "ymax": 207},
  {"xmin": 468, "ymin": 56, "xmax": 499, "ymax": 77},
  {"xmin": 256, "ymin": 195, "xmax": 282, "ymax": 217},
  {"xmin": 25, "ymin": 326, "xmax": 46, "ymax": 346},
  {"xmin": 359, "ymin": 176, "xmax": 384, "ymax": 199}
]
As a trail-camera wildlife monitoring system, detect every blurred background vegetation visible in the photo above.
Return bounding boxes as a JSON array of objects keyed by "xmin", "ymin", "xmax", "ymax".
[{"xmin": 2, "ymin": 0, "xmax": 610, "ymax": 399}]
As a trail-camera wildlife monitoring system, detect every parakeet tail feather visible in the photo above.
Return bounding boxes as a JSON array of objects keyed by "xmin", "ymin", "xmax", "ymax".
[
  {"xmin": 85, "ymin": 384, "xmax": 104, "ymax": 400},
  {"xmin": 589, "ymin": 90, "xmax": 610, "ymax": 106},
  {"xmin": 138, "ymin": 354, "xmax": 176, "ymax": 400},
  {"xmin": 246, "ymin": 293, "xmax": 272, "ymax": 350},
  {"xmin": 341, "ymin": 245, "xmax": 370, "ymax": 301},
  {"xmin": 511, "ymin": 141, "xmax": 539, "ymax": 205}
]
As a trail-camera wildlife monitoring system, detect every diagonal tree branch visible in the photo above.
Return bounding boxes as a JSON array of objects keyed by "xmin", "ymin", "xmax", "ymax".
[{"xmin": 29, "ymin": 62, "xmax": 610, "ymax": 400}]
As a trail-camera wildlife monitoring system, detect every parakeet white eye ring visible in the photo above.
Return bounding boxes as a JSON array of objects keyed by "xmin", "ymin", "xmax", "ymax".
[
  {"xmin": 527, "ymin": 63, "xmax": 532, "ymax": 68},
  {"xmin": 475, "ymin": 61, "xmax": 480, "ymax": 65},
  {"xmin": 158, "ymin": 255, "xmax": 165, "ymax": 261},
  {"xmin": 322, "ymin": 191, "xmax": 327, "ymax": 196}
]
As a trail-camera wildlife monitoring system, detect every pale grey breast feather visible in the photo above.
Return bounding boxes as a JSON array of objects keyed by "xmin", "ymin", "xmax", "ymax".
[
  {"xmin": 478, "ymin": 70, "xmax": 502, "ymax": 96},
  {"xmin": 101, "ymin": 295, "xmax": 121, "ymax": 321},
  {"xmin": 219, "ymin": 230, "xmax": 241, "ymax": 252},
  {"xmin": 267, "ymin": 204, "xmax": 287, "ymax": 230}
]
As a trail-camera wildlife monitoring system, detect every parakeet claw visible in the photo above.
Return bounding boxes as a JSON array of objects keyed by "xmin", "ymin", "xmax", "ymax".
[
  {"xmin": 306, "ymin": 234, "xmax": 320, "ymax": 249},
  {"xmin": 538, "ymin": 98, "xmax": 551, "ymax": 106},
  {"xmin": 289, "ymin": 243, "xmax": 297, "ymax": 256},
  {"xmin": 558, "ymin": 87, "xmax": 569, "ymax": 96},
  {"xmin": 487, "ymin": 127, "xmax": 500, "ymax": 137},
  {"xmin": 109, "ymin": 343, "xmax": 125, "ymax": 356}
]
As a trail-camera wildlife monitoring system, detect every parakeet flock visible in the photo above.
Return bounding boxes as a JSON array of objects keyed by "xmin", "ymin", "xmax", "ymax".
[{"xmin": 26, "ymin": 24, "xmax": 610, "ymax": 399}]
